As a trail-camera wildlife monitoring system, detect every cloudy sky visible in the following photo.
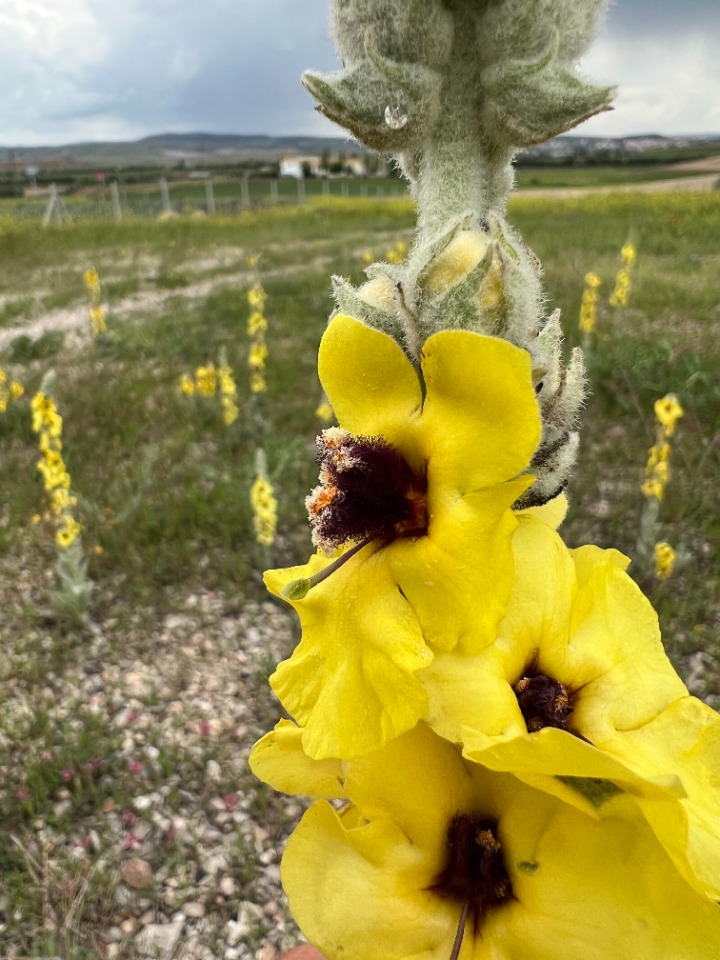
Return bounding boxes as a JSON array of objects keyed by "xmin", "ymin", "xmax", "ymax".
[{"xmin": 0, "ymin": 0, "xmax": 718, "ymax": 147}]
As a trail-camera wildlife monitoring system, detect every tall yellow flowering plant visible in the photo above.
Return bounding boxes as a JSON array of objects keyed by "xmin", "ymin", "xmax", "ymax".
[
  {"xmin": 30, "ymin": 375, "xmax": 93, "ymax": 622},
  {"xmin": 250, "ymin": 1, "xmax": 720, "ymax": 956}
]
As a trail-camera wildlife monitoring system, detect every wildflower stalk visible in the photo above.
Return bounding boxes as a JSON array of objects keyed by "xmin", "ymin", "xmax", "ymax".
[
  {"xmin": 246, "ymin": 258, "xmax": 278, "ymax": 552},
  {"xmin": 578, "ymin": 271, "xmax": 601, "ymax": 351},
  {"xmin": 30, "ymin": 373, "xmax": 92, "ymax": 622},
  {"xmin": 0, "ymin": 367, "xmax": 24, "ymax": 413},
  {"xmin": 609, "ymin": 240, "xmax": 637, "ymax": 309},
  {"xmin": 636, "ymin": 393, "xmax": 684, "ymax": 579},
  {"xmin": 251, "ymin": 449, "xmax": 278, "ymax": 554},
  {"xmin": 83, "ymin": 268, "xmax": 107, "ymax": 336},
  {"xmin": 179, "ymin": 351, "xmax": 239, "ymax": 425}
]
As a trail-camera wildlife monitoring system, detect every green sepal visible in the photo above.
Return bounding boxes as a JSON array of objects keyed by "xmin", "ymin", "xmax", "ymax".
[
  {"xmin": 302, "ymin": 52, "xmax": 442, "ymax": 151},
  {"xmin": 482, "ymin": 31, "xmax": 615, "ymax": 146}
]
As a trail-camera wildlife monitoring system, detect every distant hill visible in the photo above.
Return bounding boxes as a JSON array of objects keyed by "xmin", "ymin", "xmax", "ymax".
[
  {"xmin": 1, "ymin": 131, "xmax": 719, "ymax": 171},
  {"xmin": 0, "ymin": 133, "xmax": 369, "ymax": 169}
]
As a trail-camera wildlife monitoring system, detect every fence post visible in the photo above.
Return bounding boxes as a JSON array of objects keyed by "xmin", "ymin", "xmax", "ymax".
[
  {"xmin": 297, "ymin": 177, "xmax": 306, "ymax": 204},
  {"xmin": 110, "ymin": 181, "xmax": 123, "ymax": 221},
  {"xmin": 341, "ymin": 181, "xmax": 349, "ymax": 197},
  {"xmin": 159, "ymin": 177, "xmax": 171, "ymax": 213},
  {"xmin": 269, "ymin": 180, "xmax": 279, "ymax": 204},
  {"xmin": 241, "ymin": 175, "xmax": 250, "ymax": 208},
  {"xmin": 205, "ymin": 179, "xmax": 216, "ymax": 214},
  {"xmin": 41, "ymin": 184, "xmax": 70, "ymax": 227},
  {"xmin": 322, "ymin": 179, "xmax": 330, "ymax": 197}
]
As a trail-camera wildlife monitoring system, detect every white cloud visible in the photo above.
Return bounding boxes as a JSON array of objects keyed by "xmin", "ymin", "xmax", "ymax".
[
  {"xmin": 577, "ymin": 28, "xmax": 720, "ymax": 136},
  {"xmin": 0, "ymin": 0, "xmax": 718, "ymax": 146}
]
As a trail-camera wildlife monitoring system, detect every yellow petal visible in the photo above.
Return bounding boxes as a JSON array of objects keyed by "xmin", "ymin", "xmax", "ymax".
[
  {"xmin": 281, "ymin": 731, "xmax": 720, "ymax": 960},
  {"xmin": 388, "ymin": 479, "xmax": 530, "ymax": 654},
  {"xmin": 419, "ymin": 331, "xmax": 541, "ymax": 492},
  {"xmin": 267, "ymin": 548, "xmax": 433, "ymax": 760},
  {"xmin": 612, "ymin": 696, "xmax": 720, "ymax": 899},
  {"xmin": 318, "ymin": 314, "xmax": 422, "ymax": 443},
  {"xmin": 344, "ymin": 724, "xmax": 475, "ymax": 861},
  {"xmin": 498, "ymin": 515, "xmax": 577, "ymax": 660},
  {"xmin": 249, "ymin": 720, "xmax": 345, "ymax": 800},
  {"xmin": 519, "ymin": 491, "xmax": 568, "ymax": 529},
  {"xmin": 420, "ymin": 646, "xmax": 526, "ymax": 747},
  {"xmin": 283, "ymin": 803, "xmax": 456, "ymax": 960},
  {"xmin": 482, "ymin": 773, "xmax": 720, "ymax": 960},
  {"xmin": 564, "ymin": 548, "xmax": 687, "ymax": 738}
]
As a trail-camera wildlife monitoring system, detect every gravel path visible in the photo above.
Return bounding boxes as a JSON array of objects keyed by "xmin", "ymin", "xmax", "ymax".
[{"xmin": 0, "ymin": 580, "xmax": 308, "ymax": 960}]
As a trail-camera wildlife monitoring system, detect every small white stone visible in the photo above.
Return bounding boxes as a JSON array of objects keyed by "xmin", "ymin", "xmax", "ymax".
[
  {"xmin": 219, "ymin": 877, "xmax": 236, "ymax": 897},
  {"xmin": 135, "ymin": 919, "xmax": 184, "ymax": 959},
  {"xmin": 183, "ymin": 900, "xmax": 206, "ymax": 918},
  {"xmin": 224, "ymin": 919, "xmax": 250, "ymax": 946}
]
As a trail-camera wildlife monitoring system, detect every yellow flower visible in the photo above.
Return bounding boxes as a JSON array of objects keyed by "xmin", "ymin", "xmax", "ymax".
[
  {"xmin": 250, "ymin": 372, "xmax": 267, "ymax": 394},
  {"xmin": 621, "ymin": 241, "xmax": 637, "ymax": 266},
  {"xmin": 609, "ymin": 269, "xmax": 630, "ymax": 307},
  {"xmin": 218, "ymin": 365, "xmax": 237, "ymax": 398},
  {"xmin": 651, "ymin": 459, "xmax": 670, "ymax": 485},
  {"xmin": 179, "ymin": 373, "xmax": 196, "ymax": 396},
  {"xmin": 248, "ymin": 343, "xmax": 268, "ymax": 368},
  {"xmin": 361, "ymin": 249, "xmax": 373, "ymax": 265},
  {"xmin": 89, "ymin": 305, "xmax": 107, "ymax": 335},
  {"xmin": 222, "ymin": 399, "xmax": 239, "ymax": 425},
  {"xmin": 265, "ymin": 313, "xmax": 541, "ymax": 759},
  {"xmin": 248, "ymin": 310, "xmax": 267, "ymax": 336},
  {"xmin": 418, "ymin": 515, "xmax": 720, "ymax": 899},
  {"xmin": 579, "ymin": 273, "xmax": 601, "ymax": 333},
  {"xmin": 641, "ymin": 477, "xmax": 665, "ymax": 500},
  {"xmin": 252, "ymin": 723, "xmax": 720, "ymax": 960},
  {"xmin": 248, "ymin": 285, "xmax": 266, "ymax": 309},
  {"xmin": 10, "ymin": 380, "xmax": 23, "ymax": 400},
  {"xmin": 247, "ymin": 255, "xmax": 259, "ymax": 269},
  {"xmin": 83, "ymin": 269, "xmax": 101, "ymax": 298},
  {"xmin": 56, "ymin": 516, "xmax": 82, "ymax": 548},
  {"xmin": 194, "ymin": 364, "xmax": 217, "ymax": 397},
  {"xmin": 655, "ymin": 393, "xmax": 684, "ymax": 437},
  {"xmin": 251, "ymin": 475, "xmax": 278, "ymax": 546},
  {"xmin": 647, "ymin": 441, "xmax": 670, "ymax": 467},
  {"xmin": 654, "ymin": 541, "xmax": 677, "ymax": 580}
]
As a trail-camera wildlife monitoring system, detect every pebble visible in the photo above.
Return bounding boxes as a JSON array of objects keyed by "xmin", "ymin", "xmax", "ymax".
[
  {"xmin": 135, "ymin": 919, "xmax": 184, "ymax": 958},
  {"xmin": 121, "ymin": 857, "xmax": 153, "ymax": 890},
  {"xmin": 184, "ymin": 900, "xmax": 206, "ymax": 918},
  {"xmin": 206, "ymin": 759, "xmax": 222, "ymax": 782},
  {"xmin": 219, "ymin": 877, "xmax": 236, "ymax": 897}
]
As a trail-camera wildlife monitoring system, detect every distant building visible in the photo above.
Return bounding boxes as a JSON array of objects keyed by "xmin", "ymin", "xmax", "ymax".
[{"xmin": 279, "ymin": 155, "xmax": 322, "ymax": 179}]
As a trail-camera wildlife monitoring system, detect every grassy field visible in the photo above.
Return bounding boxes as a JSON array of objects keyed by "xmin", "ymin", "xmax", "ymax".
[
  {"xmin": 0, "ymin": 192, "xmax": 719, "ymax": 956},
  {"xmin": 3, "ymin": 158, "xmax": 718, "ymax": 221}
]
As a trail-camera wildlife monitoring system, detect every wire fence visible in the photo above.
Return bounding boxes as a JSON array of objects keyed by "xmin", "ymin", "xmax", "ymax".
[{"xmin": 4, "ymin": 176, "xmax": 410, "ymax": 225}]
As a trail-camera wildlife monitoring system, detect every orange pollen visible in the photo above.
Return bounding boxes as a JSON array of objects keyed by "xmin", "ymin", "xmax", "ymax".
[{"xmin": 310, "ymin": 487, "xmax": 339, "ymax": 515}]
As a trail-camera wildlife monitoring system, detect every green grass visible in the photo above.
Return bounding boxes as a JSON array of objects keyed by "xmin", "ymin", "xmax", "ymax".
[
  {"xmin": 0, "ymin": 193, "xmax": 718, "ymax": 639},
  {"xmin": 514, "ymin": 165, "xmax": 713, "ymax": 189}
]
